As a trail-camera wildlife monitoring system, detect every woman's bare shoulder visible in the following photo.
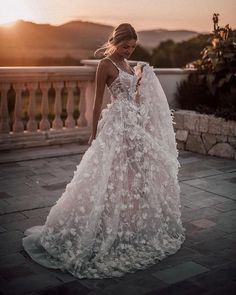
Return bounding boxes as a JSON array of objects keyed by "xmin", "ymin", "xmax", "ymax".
[
  {"xmin": 98, "ymin": 58, "xmax": 111, "ymax": 67},
  {"xmin": 97, "ymin": 58, "xmax": 114, "ymax": 75}
]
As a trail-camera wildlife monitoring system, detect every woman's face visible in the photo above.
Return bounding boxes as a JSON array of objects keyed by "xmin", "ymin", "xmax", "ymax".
[{"xmin": 115, "ymin": 39, "xmax": 137, "ymax": 59}]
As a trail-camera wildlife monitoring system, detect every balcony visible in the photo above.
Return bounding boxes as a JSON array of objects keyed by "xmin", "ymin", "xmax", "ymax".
[
  {"xmin": 0, "ymin": 60, "xmax": 190, "ymax": 151},
  {"xmin": 0, "ymin": 62, "xmax": 235, "ymax": 294}
]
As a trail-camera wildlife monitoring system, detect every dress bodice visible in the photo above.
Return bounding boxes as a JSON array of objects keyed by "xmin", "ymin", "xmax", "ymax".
[{"xmin": 105, "ymin": 58, "xmax": 138, "ymax": 103}]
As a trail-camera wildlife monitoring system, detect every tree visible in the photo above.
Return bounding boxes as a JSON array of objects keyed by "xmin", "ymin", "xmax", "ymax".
[
  {"xmin": 175, "ymin": 13, "xmax": 236, "ymax": 121},
  {"xmin": 130, "ymin": 44, "xmax": 151, "ymax": 62}
]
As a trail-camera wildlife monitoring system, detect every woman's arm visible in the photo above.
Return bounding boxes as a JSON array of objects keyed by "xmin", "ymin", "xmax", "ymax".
[{"xmin": 88, "ymin": 60, "xmax": 108, "ymax": 145}]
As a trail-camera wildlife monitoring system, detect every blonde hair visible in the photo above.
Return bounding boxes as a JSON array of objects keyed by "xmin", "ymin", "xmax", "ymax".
[{"xmin": 94, "ymin": 23, "xmax": 137, "ymax": 57}]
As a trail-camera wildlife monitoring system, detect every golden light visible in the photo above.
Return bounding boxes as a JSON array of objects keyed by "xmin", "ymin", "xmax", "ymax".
[{"xmin": 0, "ymin": 0, "xmax": 36, "ymax": 26}]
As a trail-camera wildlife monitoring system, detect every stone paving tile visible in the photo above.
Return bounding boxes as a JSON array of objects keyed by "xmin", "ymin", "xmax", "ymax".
[
  {"xmin": 21, "ymin": 207, "xmax": 51, "ymax": 219},
  {"xmin": 137, "ymin": 246, "xmax": 200, "ymax": 273},
  {"xmin": 214, "ymin": 200, "xmax": 236, "ymax": 212},
  {"xmin": 0, "ymin": 180, "xmax": 32, "ymax": 193},
  {"xmin": 180, "ymin": 182, "xmax": 205, "ymax": 197},
  {"xmin": 1, "ymin": 199, "xmax": 48, "ymax": 214},
  {"xmin": 102, "ymin": 275, "xmax": 166, "ymax": 295},
  {"xmin": 152, "ymin": 261, "xmax": 209, "ymax": 284},
  {"xmin": 85, "ymin": 291, "xmax": 112, "ymax": 295},
  {"xmin": 209, "ymin": 210, "xmax": 236, "ymax": 233},
  {"xmin": 41, "ymin": 182, "xmax": 68, "ymax": 191},
  {"xmin": 0, "ymin": 205, "xmax": 12, "ymax": 215},
  {"xmin": 27, "ymin": 174, "xmax": 58, "ymax": 186},
  {"xmin": 2, "ymin": 216, "xmax": 45, "ymax": 233},
  {"xmin": 179, "ymin": 168, "xmax": 222, "ymax": 181},
  {"xmin": 0, "ymin": 192, "xmax": 14, "ymax": 199},
  {"xmin": 184, "ymin": 227, "xmax": 226, "ymax": 245},
  {"xmin": 146, "ymin": 280, "xmax": 207, "ymax": 295},
  {"xmin": 183, "ymin": 172, "xmax": 236, "ymax": 200},
  {"xmin": 37, "ymin": 280, "xmax": 90, "ymax": 295},
  {"xmin": 0, "ymin": 239, "xmax": 24, "ymax": 257},
  {"xmin": 182, "ymin": 189, "xmax": 228, "ymax": 206},
  {"xmin": 0, "ymin": 230, "xmax": 23, "ymax": 242},
  {"xmin": 0, "ymin": 226, "xmax": 7, "ymax": 233},
  {"xmin": 182, "ymin": 206, "xmax": 220, "ymax": 223},
  {"xmin": 0, "ymin": 252, "xmax": 27, "ymax": 267},
  {"xmin": 190, "ymin": 219, "xmax": 217, "ymax": 229},
  {"xmin": 187, "ymin": 261, "xmax": 236, "ymax": 293},
  {"xmin": 224, "ymin": 232, "xmax": 236, "ymax": 241},
  {"xmin": 45, "ymin": 269, "xmax": 77, "ymax": 284},
  {"xmin": 0, "ymin": 263, "xmax": 36, "ymax": 281},
  {"xmin": 79, "ymin": 277, "xmax": 120, "ymax": 291},
  {"xmin": 190, "ymin": 249, "xmax": 235, "ymax": 270},
  {"xmin": 181, "ymin": 197, "xmax": 203, "ymax": 210},
  {"xmin": 0, "ymin": 274, "xmax": 63, "ymax": 295},
  {"xmin": 0, "ymin": 212, "xmax": 27, "ymax": 224},
  {"xmin": 189, "ymin": 234, "xmax": 236, "ymax": 256},
  {"xmin": 0, "ymin": 148, "xmax": 236, "ymax": 294},
  {"xmin": 198, "ymin": 156, "xmax": 236, "ymax": 168}
]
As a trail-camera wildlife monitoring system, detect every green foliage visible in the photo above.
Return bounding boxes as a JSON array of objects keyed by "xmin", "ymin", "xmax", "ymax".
[
  {"xmin": 175, "ymin": 13, "xmax": 236, "ymax": 121},
  {"xmin": 194, "ymin": 16, "xmax": 236, "ymax": 96},
  {"xmin": 130, "ymin": 44, "xmax": 151, "ymax": 62},
  {"xmin": 151, "ymin": 40, "xmax": 175, "ymax": 67},
  {"xmin": 150, "ymin": 35, "xmax": 210, "ymax": 68}
]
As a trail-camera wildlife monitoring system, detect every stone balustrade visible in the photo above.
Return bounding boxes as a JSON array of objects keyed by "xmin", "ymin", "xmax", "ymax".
[
  {"xmin": 0, "ymin": 66, "xmax": 96, "ymax": 150},
  {"xmin": 174, "ymin": 110, "xmax": 236, "ymax": 159},
  {"xmin": 0, "ymin": 61, "xmax": 196, "ymax": 151}
]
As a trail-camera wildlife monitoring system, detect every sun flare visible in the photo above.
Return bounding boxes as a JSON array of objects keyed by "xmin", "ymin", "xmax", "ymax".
[{"xmin": 0, "ymin": 0, "xmax": 36, "ymax": 26}]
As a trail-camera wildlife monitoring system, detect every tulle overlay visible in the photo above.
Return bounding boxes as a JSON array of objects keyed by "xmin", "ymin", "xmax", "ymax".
[{"xmin": 22, "ymin": 60, "xmax": 186, "ymax": 279}]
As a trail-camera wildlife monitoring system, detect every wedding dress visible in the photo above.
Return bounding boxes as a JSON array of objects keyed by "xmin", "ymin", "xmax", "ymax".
[{"xmin": 22, "ymin": 58, "xmax": 186, "ymax": 279}]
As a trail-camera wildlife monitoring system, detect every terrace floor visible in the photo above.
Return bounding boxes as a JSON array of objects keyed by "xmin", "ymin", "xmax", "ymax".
[{"xmin": 0, "ymin": 144, "xmax": 236, "ymax": 295}]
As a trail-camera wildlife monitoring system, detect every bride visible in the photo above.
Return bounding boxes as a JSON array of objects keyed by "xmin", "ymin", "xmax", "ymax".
[{"xmin": 22, "ymin": 23, "xmax": 186, "ymax": 279}]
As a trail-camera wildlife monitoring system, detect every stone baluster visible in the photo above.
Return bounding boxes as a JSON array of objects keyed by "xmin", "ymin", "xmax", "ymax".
[
  {"xmin": 77, "ymin": 82, "xmax": 88, "ymax": 127},
  {"xmin": 0, "ymin": 83, "xmax": 10, "ymax": 133},
  {"xmin": 39, "ymin": 82, "xmax": 50, "ymax": 131},
  {"xmin": 84, "ymin": 81, "xmax": 95, "ymax": 128},
  {"xmin": 26, "ymin": 82, "xmax": 38, "ymax": 132},
  {"xmin": 52, "ymin": 81, "xmax": 63, "ymax": 129},
  {"xmin": 65, "ymin": 81, "xmax": 75, "ymax": 128},
  {"xmin": 12, "ymin": 83, "xmax": 24, "ymax": 133}
]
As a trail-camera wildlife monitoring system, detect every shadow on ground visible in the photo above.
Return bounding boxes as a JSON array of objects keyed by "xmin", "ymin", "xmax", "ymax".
[{"xmin": 0, "ymin": 145, "xmax": 236, "ymax": 294}]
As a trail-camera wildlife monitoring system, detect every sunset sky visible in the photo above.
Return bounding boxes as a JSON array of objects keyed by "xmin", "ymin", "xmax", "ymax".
[{"xmin": 0, "ymin": 0, "xmax": 235, "ymax": 32}]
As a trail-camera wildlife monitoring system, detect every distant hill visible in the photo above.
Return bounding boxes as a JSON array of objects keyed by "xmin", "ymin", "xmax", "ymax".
[
  {"xmin": 138, "ymin": 29, "xmax": 199, "ymax": 50},
  {"xmin": 0, "ymin": 20, "xmax": 201, "ymax": 65}
]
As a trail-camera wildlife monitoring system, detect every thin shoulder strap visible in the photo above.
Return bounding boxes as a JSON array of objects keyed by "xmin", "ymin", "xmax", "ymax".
[
  {"xmin": 125, "ymin": 58, "xmax": 135, "ymax": 74},
  {"xmin": 105, "ymin": 57, "xmax": 120, "ymax": 71}
]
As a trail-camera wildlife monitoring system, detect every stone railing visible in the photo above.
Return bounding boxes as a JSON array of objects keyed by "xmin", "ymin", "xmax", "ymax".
[
  {"xmin": 174, "ymin": 110, "xmax": 236, "ymax": 159},
  {"xmin": 0, "ymin": 60, "xmax": 192, "ymax": 151},
  {"xmin": 0, "ymin": 66, "xmax": 96, "ymax": 150}
]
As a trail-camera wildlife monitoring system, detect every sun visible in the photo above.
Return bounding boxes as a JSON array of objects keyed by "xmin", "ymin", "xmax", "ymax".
[{"xmin": 0, "ymin": 0, "xmax": 36, "ymax": 26}]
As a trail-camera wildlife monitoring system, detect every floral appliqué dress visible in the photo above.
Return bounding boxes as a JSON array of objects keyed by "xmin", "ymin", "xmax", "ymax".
[{"xmin": 22, "ymin": 58, "xmax": 186, "ymax": 279}]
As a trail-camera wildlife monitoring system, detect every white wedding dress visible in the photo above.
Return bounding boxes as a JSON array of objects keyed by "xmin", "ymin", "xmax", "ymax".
[{"xmin": 22, "ymin": 58, "xmax": 186, "ymax": 279}]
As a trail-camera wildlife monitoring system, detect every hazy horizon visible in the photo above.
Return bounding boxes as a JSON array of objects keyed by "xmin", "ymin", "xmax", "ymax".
[
  {"xmin": 0, "ymin": 18, "xmax": 210, "ymax": 34},
  {"xmin": 0, "ymin": 0, "xmax": 235, "ymax": 32}
]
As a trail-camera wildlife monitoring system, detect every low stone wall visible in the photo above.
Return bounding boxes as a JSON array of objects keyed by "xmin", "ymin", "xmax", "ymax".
[{"xmin": 173, "ymin": 110, "xmax": 236, "ymax": 160}]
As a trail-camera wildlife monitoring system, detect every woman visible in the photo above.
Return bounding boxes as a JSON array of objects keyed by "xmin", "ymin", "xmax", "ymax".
[{"xmin": 22, "ymin": 23, "xmax": 185, "ymax": 279}]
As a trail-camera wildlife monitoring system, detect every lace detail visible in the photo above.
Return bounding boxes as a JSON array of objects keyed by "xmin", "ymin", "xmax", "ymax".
[{"xmin": 22, "ymin": 62, "xmax": 186, "ymax": 279}]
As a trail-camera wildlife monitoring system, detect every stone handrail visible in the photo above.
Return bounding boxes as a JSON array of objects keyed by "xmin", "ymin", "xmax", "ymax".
[
  {"xmin": 0, "ymin": 66, "xmax": 95, "ymax": 131},
  {"xmin": 0, "ymin": 61, "xmax": 191, "ymax": 150},
  {"xmin": 0, "ymin": 66, "xmax": 97, "ymax": 149}
]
